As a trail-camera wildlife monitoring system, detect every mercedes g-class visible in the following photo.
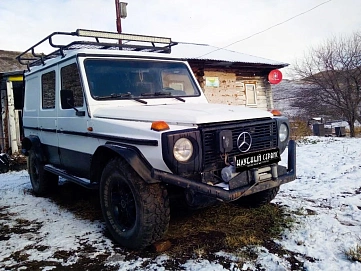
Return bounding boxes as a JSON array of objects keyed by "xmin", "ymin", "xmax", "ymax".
[{"xmin": 17, "ymin": 29, "xmax": 296, "ymax": 249}]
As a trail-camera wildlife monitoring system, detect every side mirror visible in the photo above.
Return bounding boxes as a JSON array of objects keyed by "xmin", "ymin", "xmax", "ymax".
[
  {"xmin": 60, "ymin": 89, "xmax": 85, "ymax": 116},
  {"xmin": 61, "ymin": 89, "xmax": 74, "ymax": 109}
]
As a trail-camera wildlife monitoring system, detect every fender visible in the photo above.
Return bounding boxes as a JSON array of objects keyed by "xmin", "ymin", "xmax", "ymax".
[
  {"xmin": 21, "ymin": 135, "xmax": 46, "ymax": 162},
  {"xmin": 91, "ymin": 142, "xmax": 159, "ymax": 184}
]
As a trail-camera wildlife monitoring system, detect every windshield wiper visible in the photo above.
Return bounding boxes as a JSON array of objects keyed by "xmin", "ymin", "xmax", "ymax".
[
  {"xmin": 94, "ymin": 92, "xmax": 132, "ymax": 100},
  {"xmin": 140, "ymin": 91, "xmax": 171, "ymax": 96},
  {"xmin": 140, "ymin": 91, "xmax": 185, "ymax": 102},
  {"xmin": 155, "ymin": 91, "xmax": 171, "ymax": 96},
  {"xmin": 174, "ymin": 96, "xmax": 185, "ymax": 102},
  {"xmin": 156, "ymin": 91, "xmax": 185, "ymax": 102},
  {"xmin": 94, "ymin": 92, "xmax": 148, "ymax": 104},
  {"xmin": 133, "ymin": 98, "xmax": 147, "ymax": 104}
]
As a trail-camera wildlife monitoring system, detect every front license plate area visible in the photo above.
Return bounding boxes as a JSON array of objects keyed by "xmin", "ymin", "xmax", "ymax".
[{"xmin": 234, "ymin": 148, "xmax": 280, "ymax": 172}]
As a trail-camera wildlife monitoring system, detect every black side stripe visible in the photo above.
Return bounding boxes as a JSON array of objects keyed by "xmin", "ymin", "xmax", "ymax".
[{"xmin": 23, "ymin": 126, "xmax": 158, "ymax": 146}]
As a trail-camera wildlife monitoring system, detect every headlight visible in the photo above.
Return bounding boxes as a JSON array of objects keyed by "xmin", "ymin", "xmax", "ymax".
[
  {"xmin": 173, "ymin": 138, "xmax": 193, "ymax": 162},
  {"xmin": 279, "ymin": 123, "xmax": 288, "ymax": 142}
]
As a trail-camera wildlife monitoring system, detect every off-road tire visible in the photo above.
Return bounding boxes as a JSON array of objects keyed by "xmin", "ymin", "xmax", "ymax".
[
  {"xmin": 28, "ymin": 150, "xmax": 58, "ymax": 196},
  {"xmin": 234, "ymin": 186, "xmax": 280, "ymax": 207},
  {"xmin": 100, "ymin": 157, "xmax": 170, "ymax": 249}
]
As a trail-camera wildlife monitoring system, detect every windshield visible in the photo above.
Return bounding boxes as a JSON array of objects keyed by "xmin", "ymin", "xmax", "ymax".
[{"xmin": 84, "ymin": 59, "xmax": 201, "ymax": 100}]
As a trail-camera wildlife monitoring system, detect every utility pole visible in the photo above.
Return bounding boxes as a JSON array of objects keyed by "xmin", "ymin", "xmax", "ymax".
[{"xmin": 115, "ymin": 1, "xmax": 128, "ymax": 45}]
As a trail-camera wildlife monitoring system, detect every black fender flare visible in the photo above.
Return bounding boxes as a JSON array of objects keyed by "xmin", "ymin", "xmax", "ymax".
[
  {"xmin": 91, "ymin": 143, "xmax": 159, "ymax": 184},
  {"xmin": 21, "ymin": 135, "xmax": 46, "ymax": 162}
]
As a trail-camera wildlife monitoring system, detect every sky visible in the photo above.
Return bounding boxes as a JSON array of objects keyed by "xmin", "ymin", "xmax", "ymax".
[
  {"xmin": 1, "ymin": 136, "xmax": 361, "ymax": 270},
  {"xmin": 0, "ymin": 0, "xmax": 360, "ymax": 77}
]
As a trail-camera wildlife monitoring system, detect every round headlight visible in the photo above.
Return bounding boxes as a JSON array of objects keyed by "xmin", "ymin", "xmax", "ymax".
[
  {"xmin": 173, "ymin": 138, "xmax": 193, "ymax": 162},
  {"xmin": 279, "ymin": 123, "xmax": 289, "ymax": 142}
]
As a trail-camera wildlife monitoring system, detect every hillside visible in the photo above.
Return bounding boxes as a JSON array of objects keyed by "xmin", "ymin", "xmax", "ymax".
[
  {"xmin": 272, "ymin": 79, "xmax": 306, "ymax": 118},
  {"xmin": 0, "ymin": 50, "xmax": 27, "ymax": 73}
]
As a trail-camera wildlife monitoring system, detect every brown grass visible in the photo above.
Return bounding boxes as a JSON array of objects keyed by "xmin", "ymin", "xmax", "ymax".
[
  {"xmin": 289, "ymin": 118, "xmax": 312, "ymax": 140},
  {"xmin": 344, "ymin": 243, "xmax": 361, "ymax": 262},
  {"xmin": 164, "ymin": 202, "xmax": 293, "ymax": 258},
  {"xmin": 49, "ymin": 185, "xmax": 294, "ymax": 259},
  {"xmin": 352, "ymin": 126, "xmax": 361, "ymax": 137}
]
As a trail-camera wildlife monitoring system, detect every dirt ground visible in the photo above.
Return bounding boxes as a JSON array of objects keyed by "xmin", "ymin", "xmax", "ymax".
[{"xmin": 0, "ymin": 174, "xmax": 306, "ymax": 271}]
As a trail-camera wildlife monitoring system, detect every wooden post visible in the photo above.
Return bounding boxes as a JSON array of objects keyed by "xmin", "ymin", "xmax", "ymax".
[
  {"xmin": 115, "ymin": 0, "xmax": 122, "ymax": 44},
  {"xmin": 14, "ymin": 110, "xmax": 21, "ymax": 147},
  {"xmin": 6, "ymin": 80, "xmax": 19, "ymax": 154},
  {"xmin": 0, "ymin": 89, "xmax": 7, "ymax": 152}
]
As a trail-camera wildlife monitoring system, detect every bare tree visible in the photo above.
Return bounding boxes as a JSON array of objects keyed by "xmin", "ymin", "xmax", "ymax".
[{"xmin": 293, "ymin": 32, "xmax": 361, "ymax": 137}]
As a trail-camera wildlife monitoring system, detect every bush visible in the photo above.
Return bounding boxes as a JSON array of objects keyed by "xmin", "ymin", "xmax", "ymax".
[
  {"xmin": 344, "ymin": 243, "xmax": 361, "ymax": 262},
  {"xmin": 354, "ymin": 126, "xmax": 361, "ymax": 137},
  {"xmin": 289, "ymin": 118, "xmax": 312, "ymax": 140}
]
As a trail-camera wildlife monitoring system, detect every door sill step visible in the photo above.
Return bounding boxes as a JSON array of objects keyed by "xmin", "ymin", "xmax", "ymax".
[{"xmin": 44, "ymin": 165, "xmax": 99, "ymax": 189}]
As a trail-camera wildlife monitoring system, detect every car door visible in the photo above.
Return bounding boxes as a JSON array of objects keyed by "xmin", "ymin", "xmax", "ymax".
[
  {"xmin": 57, "ymin": 60, "xmax": 93, "ymax": 178},
  {"xmin": 38, "ymin": 69, "xmax": 61, "ymax": 166}
]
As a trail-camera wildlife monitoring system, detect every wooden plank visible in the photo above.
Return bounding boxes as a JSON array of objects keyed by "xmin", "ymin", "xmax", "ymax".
[{"xmin": 6, "ymin": 80, "xmax": 19, "ymax": 153}]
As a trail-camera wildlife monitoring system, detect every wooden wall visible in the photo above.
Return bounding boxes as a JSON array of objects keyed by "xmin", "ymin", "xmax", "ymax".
[{"xmin": 193, "ymin": 69, "xmax": 274, "ymax": 111}]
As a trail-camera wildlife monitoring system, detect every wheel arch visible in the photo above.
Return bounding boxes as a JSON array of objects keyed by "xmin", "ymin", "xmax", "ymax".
[
  {"xmin": 90, "ymin": 143, "xmax": 158, "ymax": 184},
  {"xmin": 22, "ymin": 135, "xmax": 46, "ymax": 162}
]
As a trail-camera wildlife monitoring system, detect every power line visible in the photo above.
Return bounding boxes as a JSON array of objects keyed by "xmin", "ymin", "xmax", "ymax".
[{"xmin": 197, "ymin": 0, "xmax": 333, "ymax": 58}]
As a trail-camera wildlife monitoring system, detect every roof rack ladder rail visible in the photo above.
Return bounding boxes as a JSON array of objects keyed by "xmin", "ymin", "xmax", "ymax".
[
  {"xmin": 16, "ymin": 31, "xmax": 76, "ymax": 65},
  {"xmin": 31, "ymin": 48, "xmax": 44, "ymax": 65},
  {"xmin": 16, "ymin": 32, "xmax": 56, "ymax": 64},
  {"xmin": 48, "ymin": 35, "xmax": 66, "ymax": 58}
]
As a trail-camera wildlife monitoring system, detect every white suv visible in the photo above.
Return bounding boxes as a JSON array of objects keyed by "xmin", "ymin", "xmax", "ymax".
[{"xmin": 18, "ymin": 29, "xmax": 296, "ymax": 249}]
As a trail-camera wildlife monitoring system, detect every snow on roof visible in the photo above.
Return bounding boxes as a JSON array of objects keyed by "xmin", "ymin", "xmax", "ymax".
[{"xmin": 170, "ymin": 42, "xmax": 289, "ymax": 67}]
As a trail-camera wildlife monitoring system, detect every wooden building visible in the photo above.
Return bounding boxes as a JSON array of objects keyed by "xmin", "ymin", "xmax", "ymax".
[
  {"xmin": 0, "ymin": 45, "xmax": 287, "ymax": 154},
  {"xmin": 171, "ymin": 42, "xmax": 288, "ymax": 110}
]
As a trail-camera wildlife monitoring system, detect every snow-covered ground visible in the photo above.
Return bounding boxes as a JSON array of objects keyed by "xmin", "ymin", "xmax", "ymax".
[{"xmin": 1, "ymin": 136, "xmax": 361, "ymax": 270}]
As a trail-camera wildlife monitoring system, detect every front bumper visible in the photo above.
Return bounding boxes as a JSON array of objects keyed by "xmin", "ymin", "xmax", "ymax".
[{"xmin": 152, "ymin": 140, "xmax": 296, "ymax": 202}]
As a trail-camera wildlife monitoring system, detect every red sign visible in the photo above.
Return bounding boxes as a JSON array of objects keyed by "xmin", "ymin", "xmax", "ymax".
[{"xmin": 268, "ymin": 69, "xmax": 283, "ymax": 84}]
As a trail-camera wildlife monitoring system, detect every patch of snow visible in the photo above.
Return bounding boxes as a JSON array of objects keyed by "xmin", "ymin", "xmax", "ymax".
[{"xmin": 1, "ymin": 136, "xmax": 361, "ymax": 270}]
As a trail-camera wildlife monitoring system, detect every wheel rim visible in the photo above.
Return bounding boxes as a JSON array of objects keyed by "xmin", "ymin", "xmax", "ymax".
[{"xmin": 109, "ymin": 177, "xmax": 136, "ymax": 231}]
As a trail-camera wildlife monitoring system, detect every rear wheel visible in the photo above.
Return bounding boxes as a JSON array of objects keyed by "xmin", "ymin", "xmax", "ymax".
[
  {"xmin": 100, "ymin": 158, "xmax": 170, "ymax": 249},
  {"xmin": 234, "ymin": 186, "xmax": 280, "ymax": 207},
  {"xmin": 28, "ymin": 150, "xmax": 58, "ymax": 196}
]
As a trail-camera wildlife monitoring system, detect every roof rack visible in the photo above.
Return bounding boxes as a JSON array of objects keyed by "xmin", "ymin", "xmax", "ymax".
[{"xmin": 16, "ymin": 29, "xmax": 178, "ymax": 70}]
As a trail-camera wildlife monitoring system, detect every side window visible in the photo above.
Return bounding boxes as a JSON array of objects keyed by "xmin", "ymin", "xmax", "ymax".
[
  {"xmin": 61, "ymin": 63, "xmax": 84, "ymax": 108},
  {"xmin": 42, "ymin": 71, "xmax": 55, "ymax": 109},
  {"xmin": 245, "ymin": 83, "xmax": 257, "ymax": 105}
]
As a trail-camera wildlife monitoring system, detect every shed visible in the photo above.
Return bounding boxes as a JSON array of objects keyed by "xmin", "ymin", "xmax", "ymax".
[{"xmin": 171, "ymin": 42, "xmax": 288, "ymax": 110}]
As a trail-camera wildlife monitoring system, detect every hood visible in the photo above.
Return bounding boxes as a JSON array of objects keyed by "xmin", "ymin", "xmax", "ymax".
[{"xmin": 92, "ymin": 103, "xmax": 273, "ymax": 125}]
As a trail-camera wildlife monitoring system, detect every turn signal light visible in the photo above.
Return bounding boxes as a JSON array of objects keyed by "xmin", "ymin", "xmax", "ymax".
[
  {"xmin": 270, "ymin": 109, "xmax": 282, "ymax": 116},
  {"xmin": 151, "ymin": 121, "xmax": 170, "ymax": 131}
]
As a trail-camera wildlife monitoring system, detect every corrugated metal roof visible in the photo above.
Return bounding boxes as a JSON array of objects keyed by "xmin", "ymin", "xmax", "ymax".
[{"xmin": 170, "ymin": 42, "xmax": 289, "ymax": 67}]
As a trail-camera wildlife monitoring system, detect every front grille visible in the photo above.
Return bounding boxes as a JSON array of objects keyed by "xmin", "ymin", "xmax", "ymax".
[{"xmin": 200, "ymin": 118, "xmax": 278, "ymax": 170}]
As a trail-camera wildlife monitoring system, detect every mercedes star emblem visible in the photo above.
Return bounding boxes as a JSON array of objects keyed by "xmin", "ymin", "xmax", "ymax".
[{"xmin": 236, "ymin": 132, "xmax": 252, "ymax": 152}]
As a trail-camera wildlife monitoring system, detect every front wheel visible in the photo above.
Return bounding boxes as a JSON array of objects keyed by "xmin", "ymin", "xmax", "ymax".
[
  {"xmin": 233, "ymin": 186, "xmax": 280, "ymax": 207},
  {"xmin": 100, "ymin": 158, "xmax": 170, "ymax": 249},
  {"xmin": 28, "ymin": 150, "xmax": 58, "ymax": 196}
]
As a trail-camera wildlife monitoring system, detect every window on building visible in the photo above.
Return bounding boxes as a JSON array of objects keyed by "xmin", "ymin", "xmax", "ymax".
[
  {"xmin": 61, "ymin": 63, "xmax": 83, "ymax": 109},
  {"xmin": 42, "ymin": 71, "xmax": 56, "ymax": 109},
  {"xmin": 245, "ymin": 83, "xmax": 257, "ymax": 105}
]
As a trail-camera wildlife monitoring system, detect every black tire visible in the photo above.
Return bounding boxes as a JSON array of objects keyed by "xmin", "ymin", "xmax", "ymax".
[
  {"xmin": 28, "ymin": 150, "xmax": 58, "ymax": 196},
  {"xmin": 234, "ymin": 186, "xmax": 280, "ymax": 207},
  {"xmin": 100, "ymin": 158, "xmax": 170, "ymax": 249}
]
